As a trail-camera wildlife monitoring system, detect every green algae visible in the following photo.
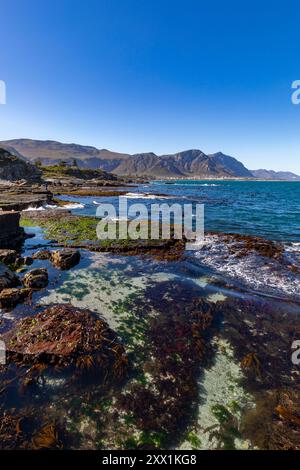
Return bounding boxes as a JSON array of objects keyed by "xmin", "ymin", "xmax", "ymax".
[{"xmin": 21, "ymin": 215, "xmax": 99, "ymax": 244}]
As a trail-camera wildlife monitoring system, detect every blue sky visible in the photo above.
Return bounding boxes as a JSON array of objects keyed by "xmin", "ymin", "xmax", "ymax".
[{"xmin": 1, "ymin": 0, "xmax": 300, "ymax": 172}]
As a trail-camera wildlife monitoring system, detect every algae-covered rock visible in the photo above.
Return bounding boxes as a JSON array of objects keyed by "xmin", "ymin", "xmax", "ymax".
[
  {"xmin": 32, "ymin": 249, "xmax": 51, "ymax": 260},
  {"xmin": 23, "ymin": 268, "xmax": 48, "ymax": 289},
  {"xmin": 2, "ymin": 304, "xmax": 128, "ymax": 374},
  {"xmin": 51, "ymin": 249, "xmax": 80, "ymax": 270},
  {"xmin": 0, "ymin": 287, "xmax": 31, "ymax": 309}
]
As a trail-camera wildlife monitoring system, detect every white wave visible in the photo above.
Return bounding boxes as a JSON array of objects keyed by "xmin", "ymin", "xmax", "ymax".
[
  {"xmin": 61, "ymin": 202, "xmax": 85, "ymax": 209},
  {"xmin": 121, "ymin": 192, "xmax": 170, "ymax": 199},
  {"xmin": 285, "ymin": 242, "xmax": 300, "ymax": 252},
  {"xmin": 23, "ymin": 206, "xmax": 46, "ymax": 211},
  {"xmin": 22, "ymin": 202, "xmax": 85, "ymax": 212},
  {"xmin": 192, "ymin": 234, "xmax": 300, "ymax": 300}
]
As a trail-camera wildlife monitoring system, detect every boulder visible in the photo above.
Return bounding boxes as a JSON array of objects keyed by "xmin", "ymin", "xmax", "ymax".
[
  {"xmin": 51, "ymin": 249, "xmax": 80, "ymax": 270},
  {"xmin": 23, "ymin": 268, "xmax": 48, "ymax": 289},
  {"xmin": 0, "ymin": 263, "xmax": 20, "ymax": 292},
  {"xmin": 0, "ymin": 287, "xmax": 31, "ymax": 309},
  {"xmin": 0, "ymin": 249, "xmax": 18, "ymax": 265},
  {"xmin": 0, "ymin": 250, "xmax": 33, "ymax": 268}
]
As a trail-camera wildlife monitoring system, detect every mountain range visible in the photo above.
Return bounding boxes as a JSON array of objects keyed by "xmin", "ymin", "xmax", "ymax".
[{"xmin": 0, "ymin": 139, "xmax": 299, "ymax": 180}]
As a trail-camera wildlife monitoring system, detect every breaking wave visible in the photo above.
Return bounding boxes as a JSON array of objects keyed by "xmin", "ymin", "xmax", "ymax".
[{"xmin": 191, "ymin": 233, "xmax": 300, "ymax": 301}]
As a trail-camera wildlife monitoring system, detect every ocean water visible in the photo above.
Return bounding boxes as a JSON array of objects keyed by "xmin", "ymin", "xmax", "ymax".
[{"xmin": 60, "ymin": 180, "xmax": 300, "ymax": 243}]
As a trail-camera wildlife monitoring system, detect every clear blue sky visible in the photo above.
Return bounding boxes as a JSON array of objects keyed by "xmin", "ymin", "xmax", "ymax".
[{"xmin": 1, "ymin": 0, "xmax": 300, "ymax": 172}]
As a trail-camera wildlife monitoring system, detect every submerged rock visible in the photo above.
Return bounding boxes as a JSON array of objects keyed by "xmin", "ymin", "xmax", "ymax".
[
  {"xmin": 2, "ymin": 304, "xmax": 128, "ymax": 373},
  {"xmin": 51, "ymin": 249, "xmax": 80, "ymax": 270},
  {"xmin": 0, "ymin": 287, "xmax": 31, "ymax": 309},
  {"xmin": 23, "ymin": 268, "xmax": 48, "ymax": 289},
  {"xmin": 0, "ymin": 263, "xmax": 20, "ymax": 292}
]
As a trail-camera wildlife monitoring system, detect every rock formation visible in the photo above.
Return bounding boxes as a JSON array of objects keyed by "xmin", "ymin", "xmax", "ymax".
[
  {"xmin": 0, "ymin": 211, "xmax": 25, "ymax": 248},
  {"xmin": 0, "ymin": 147, "xmax": 42, "ymax": 183}
]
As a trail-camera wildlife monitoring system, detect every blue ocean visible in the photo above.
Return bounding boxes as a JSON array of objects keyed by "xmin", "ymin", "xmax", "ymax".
[{"xmin": 61, "ymin": 180, "xmax": 300, "ymax": 243}]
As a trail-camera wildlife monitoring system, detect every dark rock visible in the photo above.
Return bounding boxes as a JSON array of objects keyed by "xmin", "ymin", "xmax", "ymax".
[
  {"xmin": 0, "ymin": 183, "xmax": 53, "ymax": 211},
  {"xmin": 0, "ymin": 147, "xmax": 42, "ymax": 183},
  {"xmin": 23, "ymin": 268, "xmax": 48, "ymax": 289},
  {"xmin": 0, "ymin": 263, "xmax": 20, "ymax": 292},
  {"xmin": 32, "ymin": 249, "xmax": 51, "ymax": 260},
  {"xmin": 51, "ymin": 249, "xmax": 80, "ymax": 270},
  {"xmin": 22, "ymin": 256, "xmax": 33, "ymax": 266},
  {"xmin": 0, "ymin": 211, "xmax": 25, "ymax": 249},
  {"xmin": 0, "ymin": 249, "xmax": 18, "ymax": 265},
  {"xmin": 0, "ymin": 252, "xmax": 33, "ymax": 269},
  {"xmin": 0, "ymin": 287, "xmax": 31, "ymax": 309},
  {"xmin": 219, "ymin": 233, "xmax": 283, "ymax": 260}
]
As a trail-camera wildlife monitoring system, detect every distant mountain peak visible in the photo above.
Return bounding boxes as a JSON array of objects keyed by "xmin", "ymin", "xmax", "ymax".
[{"xmin": 0, "ymin": 139, "xmax": 298, "ymax": 180}]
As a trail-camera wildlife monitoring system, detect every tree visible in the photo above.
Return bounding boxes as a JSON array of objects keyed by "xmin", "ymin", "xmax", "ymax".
[{"xmin": 72, "ymin": 158, "xmax": 78, "ymax": 167}]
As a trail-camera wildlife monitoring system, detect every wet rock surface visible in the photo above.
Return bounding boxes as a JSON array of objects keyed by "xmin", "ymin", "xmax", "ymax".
[
  {"xmin": 32, "ymin": 249, "xmax": 51, "ymax": 260},
  {"xmin": 51, "ymin": 249, "xmax": 81, "ymax": 270},
  {"xmin": 23, "ymin": 268, "xmax": 48, "ymax": 289},
  {"xmin": 0, "ymin": 249, "xmax": 18, "ymax": 265},
  {"xmin": 193, "ymin": 232, "xmax": 300, "ymax": 301},
  {"xmin": 220, "ymin": 232, "xmax": 284, "ymax": 260},
  {"xmin": 0, "ymin": 263, "xmax": 20, "ymax": 291},
  {"xmin": 0, "ymin": 287, "xmax": 31, "ymax": 309},
  {"xmin": 0, "ymin": 250, "xmax": 33, "ymax": 269}
]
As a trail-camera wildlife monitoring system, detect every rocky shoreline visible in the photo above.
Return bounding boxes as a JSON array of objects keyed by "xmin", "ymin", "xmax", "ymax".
[{"xmin": 0, "ymin": 174, "xmax": 300, "ymax": 450}]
